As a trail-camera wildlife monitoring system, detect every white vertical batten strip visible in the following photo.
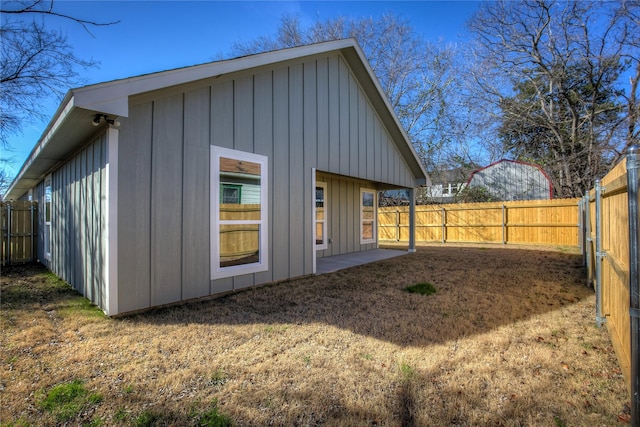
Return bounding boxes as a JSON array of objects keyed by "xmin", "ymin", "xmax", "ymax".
[
  {"xmin": 312, "ymin": 168, "xmax": 317, "ymax": 274},
  {"xmin": 105, "ymin": 125, "xmax": 119, "ymax": 316}
]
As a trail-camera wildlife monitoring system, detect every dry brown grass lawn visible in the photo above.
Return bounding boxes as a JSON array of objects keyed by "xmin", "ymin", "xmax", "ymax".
[{"xmin": 0, "ymin": 245, "xmax": 630, "ymax": 426}]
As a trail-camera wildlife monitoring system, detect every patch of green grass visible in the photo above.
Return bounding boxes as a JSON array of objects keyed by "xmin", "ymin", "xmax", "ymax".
[
  {"xmin": 403, "ymin": 282, "xmax": 437, "ymax": 296},
  {"xmin": 83, "ymin": 417, "xmax": 103, "ymax": 427},
  {"xmin": 57, "ymin": 296, "xmax": 106, "ymax": 320},
  {"xmin": 133, "ymin": 410, "xmax": 157, "ymax": 427},
  {"xmin": 553, "ymin": 415, "xmax": 566, "ymax": 427},
  {"xmin": 197, "ymin": 399, "xmax": 234, "ymax": 427},
  {"xmin": 38, "ymin": 379, "xmax": 102, "ymax": 422},
  {"xmin": 114, "ymin": 408, "xmax": 128, "ymax": 422},
  {"xmin": 399, "ymin": 363, "xmax": 415, "ymax": 380},
  {"xmin": 1, "ymin": 418, "xmax": 31, "ymax": 427},
  {"xmin": 123, "ymin": 384, "xmax": 134, "ymax": 394}
]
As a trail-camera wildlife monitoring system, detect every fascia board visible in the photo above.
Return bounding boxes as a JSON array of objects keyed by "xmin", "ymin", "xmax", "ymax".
[
  {"xmin": 4, "ymin": 94, "xmax": 75, "ymax": 200},
  {"xmin": 72, "ymin": 39, "xmax": 360, "ymax": 118}
]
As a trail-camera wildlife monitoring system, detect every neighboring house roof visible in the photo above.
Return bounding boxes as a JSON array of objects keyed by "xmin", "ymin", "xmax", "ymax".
[
  {"xmin": 466, "ymin": 159, "xmax": 553, "ymax": 200},
  {"xmin": 4, "ymin": 39, "xmax": 428, "ymax": 200}
]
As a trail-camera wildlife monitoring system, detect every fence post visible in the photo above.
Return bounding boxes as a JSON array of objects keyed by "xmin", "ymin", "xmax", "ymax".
[
  {"xmin": 578, "ymin": 198, "xmax": 584, "ymax": 263},
  {"xmin": 502, "ymin": 204, "xmax": 506, "ymax": 244},
  {"xmin": 626, "ymin": 145, "xmax": 640, "ymax": 426},
  {"xmin": 585, "ymin": 192, "xmax": 593, "ymax": 285},
  {"xmin": 408, "ymin": 189, "xmax": 416, "ymax": 252},
  {"xmin": 441, "ymin": 207, "xmax": 446, "ymax": 244},
  {"xmin": 396, "ymin": 209, "xmax": 400, "ymax": 242},
  {"xmin": 595, "ymin": 179, "xmax": 606, "ymax": 327},
  {"xmin": 6, "ymin": 203, "xmax": 11, "ymax": 266},
  {"xmin": 1, "ymin": 203, "xmax": 5, "ymax": 266}
]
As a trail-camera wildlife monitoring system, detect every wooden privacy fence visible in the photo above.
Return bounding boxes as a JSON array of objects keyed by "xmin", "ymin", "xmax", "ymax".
[
  {"xmin": 379, "ymin": 199, "xmax": 580, "ymax": 246},
  {"xmin": 581, "ymin": 148, "xmax": 639, "ymax": 422},
  {"xmin": 1, "ymin": 201, "xmax": 37, "ymax": 266},
  {"xmin": 219, "ymin": 204, "xmax": 260, "ymax": 266}
]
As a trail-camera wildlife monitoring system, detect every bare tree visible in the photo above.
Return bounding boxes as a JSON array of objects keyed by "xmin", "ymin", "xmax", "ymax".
[
  {"xmin": 0, "ymin": 0, "xmax": 118, "ymax": 148},
  {"xmin": 618, "ymin": 1, "xmax": 640, "ymax": 151},
  {"xmin": 230, "ymin": 13, "xmax": 460, "ymax": 174},
  {"xmin": 465, "ymin": 0, "xmax": 638, "ymax": 198}
]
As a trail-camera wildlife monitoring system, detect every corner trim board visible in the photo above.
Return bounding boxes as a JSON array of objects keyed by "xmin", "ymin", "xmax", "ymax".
[{"xmin": 105, "ymin": 126, "xmax": 119, "ymax": 316}]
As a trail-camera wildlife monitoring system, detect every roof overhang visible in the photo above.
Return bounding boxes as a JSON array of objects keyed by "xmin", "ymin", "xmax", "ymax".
[
  {"xmin": 4, "ymin": 38, "xmax": 428, "ymax": 200},
  {"xmin": 3, "ymin": 95, "xmax": 112, "ymax": 200}
]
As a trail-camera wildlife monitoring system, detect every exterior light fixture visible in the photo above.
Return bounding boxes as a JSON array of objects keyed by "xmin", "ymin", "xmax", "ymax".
[{"xmin": 92, "ymin": 114, "xmax": 120, "ymax": 127}]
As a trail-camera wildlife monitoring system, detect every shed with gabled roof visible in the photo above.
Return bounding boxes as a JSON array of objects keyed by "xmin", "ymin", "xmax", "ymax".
[
  {"xmin": 4, "ymin": 39, "xmax": 428, "ymax": 315},
  {"xmin": 467, "ymin": 159, "xmax": 552, "ymax": 201}
]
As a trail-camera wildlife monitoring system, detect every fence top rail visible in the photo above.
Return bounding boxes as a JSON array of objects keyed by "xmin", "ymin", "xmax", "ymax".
[
  {"xmin": 602, "ymin": 174, "xmax": 628, "ymax": 197},
  {"xmin": 395, "ymin": 203, "xmax": 579, "ymax": 212},
  {"xmin": 0, "ymin": 201, "xmax": 38, "ymax": 208},
  {"xmin": 399, "ymin": 222, "xmax": 579, "ymax": 228},
  {"xmin": 379, "ymin": 199, "xmax": 579, "ymax": 212}
]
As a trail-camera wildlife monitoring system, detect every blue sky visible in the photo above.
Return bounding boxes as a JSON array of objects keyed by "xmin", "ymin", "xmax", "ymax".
[{"xmin": 3, "ymin": 0, "xmax": 481, "ymax": 177}]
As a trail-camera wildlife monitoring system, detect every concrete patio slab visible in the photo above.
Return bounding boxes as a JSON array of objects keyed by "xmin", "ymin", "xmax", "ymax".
[{"xmin": 315, "ymin": 249, "xmax": 408, "ymax": 274}]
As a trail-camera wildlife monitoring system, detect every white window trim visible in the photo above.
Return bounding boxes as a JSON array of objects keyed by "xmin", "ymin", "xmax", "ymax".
[
  {"xmin": 210, "ymin": 146, "xmax": 268, "ymax": 280},
  {"xmin": 315, "ymin": 181, "xmax": 328, "ymax": 250},
  {"xmin": 360, "ymin": 188, "xmax": 377, "ymax": 245},
  {"xmin": 44, "ymin": 175, "xmax": 52, "ymax": 261}
]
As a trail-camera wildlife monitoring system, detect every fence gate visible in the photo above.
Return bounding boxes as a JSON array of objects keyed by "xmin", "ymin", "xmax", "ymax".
[{"xmin": 1, "ymin": 201, "xmax": 37, "ymax": 266}]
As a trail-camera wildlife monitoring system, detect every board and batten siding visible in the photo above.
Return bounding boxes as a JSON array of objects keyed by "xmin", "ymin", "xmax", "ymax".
[
  {"xmin": 116, "ymin": 52, "xmax": 417, "ymax": 313},
  {"xmin": 315, "ymin": 172, "xmax": 377, "ymax": 258},
  {"xmin": 34, "ymin": 134, "xmax": 108, "ymax": 309}
]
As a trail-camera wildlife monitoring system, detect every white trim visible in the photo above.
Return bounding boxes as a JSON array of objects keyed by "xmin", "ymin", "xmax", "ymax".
[
  {"xmin": 211, "ymin": 146, "xmax": 268, "ymax": 280},
  {"xmin": 4, "ymin": 97, "xmax": 74, "ymax": 200},
  {"xmin": 315, "ymin": 181, "xmax": 328, "ymax": 251},
  {"xmin": 43, "ymin": 175, "xmax": 52, "ymax": 261},
  {"xmin": 312, "ymin": 168, "xmax": 317, "ymax": 274},
  {"xmin": 105, "ymin": 126, "xmax": 119, "ymax": 316},
  {"xmin": 360, "ymin": 188, "xmax": 377, "ymax": 245}
]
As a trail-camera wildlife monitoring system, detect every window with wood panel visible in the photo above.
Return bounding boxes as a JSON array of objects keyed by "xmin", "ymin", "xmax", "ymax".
[
  {"xmin": 360, "ymin": 188, "xmax": 376, "ymax": 244},
  {"xmin": 44, "ymin": 175, "xmax": 52, "ymax": 261},
  {"xmin": 315, "ymin": 182, "xmax": 327, "ymax": 250},
  {"xmin": 211, "ymin": 147, "xmax": 268, "ymax": 279}
]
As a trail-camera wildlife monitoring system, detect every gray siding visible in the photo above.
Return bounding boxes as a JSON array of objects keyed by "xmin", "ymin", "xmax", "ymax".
[
  {"xmin": 36, "ymin": 135, "xmax": 108, "ymax": 309},
  {"xmin": 116, "ymin": 52, "xmax": 417, "ymax": 313},
  {"xmin": 117, "ymin": 102, "xmax": 152, "ymax": 312},
  {"xmin": 314, "ymin": 173, "xmax": 377, "ymax": 258},
  {"xmin": 469, "ymin": 160, "xmax": 552, "ymax": 201}
]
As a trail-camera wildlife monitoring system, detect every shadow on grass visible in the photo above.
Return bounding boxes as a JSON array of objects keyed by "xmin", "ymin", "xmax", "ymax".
[
  {"xmin": 1, "ymin": 263, "xmax": 73, "ymax": 306},
  {"xmin": 1, "ymin": 262, "xmax": 104, "ymax": 320},
  {"xmin": 1, "ymin": 248, "xmax": 591, "ymax": 349},
  {"xmin": 127, "ymin": 246, "xmax": 592, "ymax": 348}
]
